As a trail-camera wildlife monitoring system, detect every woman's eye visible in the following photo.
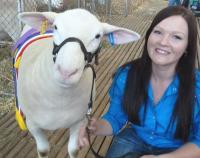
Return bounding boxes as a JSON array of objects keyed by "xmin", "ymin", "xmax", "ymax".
[
  {"xmin": 95, "ymin": 34, "xmax": 101, "ymax": 39},
  {"xmin": 173, "ymin": 35, "xmax": 182, "ymax": 40},
  {"xmin": 153, "ymin": 30, "xmax": 161, "ymax": 34}
]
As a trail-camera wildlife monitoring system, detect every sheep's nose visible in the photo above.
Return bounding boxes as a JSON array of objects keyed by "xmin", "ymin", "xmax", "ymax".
[{"xmin": 57, "ymin": 65, "xmax": 78, "ymax": 79}]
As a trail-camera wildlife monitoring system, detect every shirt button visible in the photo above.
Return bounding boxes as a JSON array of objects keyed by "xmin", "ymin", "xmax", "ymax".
[
  {"xmin": 150, "ymin": 136, "xmax": 153, "ymax": 139},
  {"xmin": 151, "ymin": 131, "xmax": 154, "ymax": 135},
  {"xmin": 173, "ymin": 88, "xmax": 177, "ymax": 92}
]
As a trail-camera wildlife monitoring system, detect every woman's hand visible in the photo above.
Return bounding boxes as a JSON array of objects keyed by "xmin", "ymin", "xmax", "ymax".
[
  {"xmin": 77, "ymin": 117, "xmax": 98, "ymax": 149},
  {"xmin": 77, "ymin": 117, "xmax": 113, "ymax": 149}
]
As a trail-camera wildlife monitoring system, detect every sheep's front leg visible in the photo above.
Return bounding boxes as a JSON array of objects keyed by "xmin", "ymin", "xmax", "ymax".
[
  {"xmin": 68, "ymin": 121, "xmax": 84, "ymax": 158},
  {"xmin": 26, "ymin": 119, "xmax": 50, "ymax": 158}
]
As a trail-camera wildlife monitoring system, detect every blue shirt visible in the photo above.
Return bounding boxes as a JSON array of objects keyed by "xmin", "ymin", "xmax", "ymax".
[{"xmin": 102, "ymin": 66, "xmax": 200, "ymax": 149}]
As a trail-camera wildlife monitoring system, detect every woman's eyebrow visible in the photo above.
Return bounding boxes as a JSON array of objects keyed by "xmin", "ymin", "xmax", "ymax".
[{"xmin": 154, "ymin": 26, "xmax": 186, "ymax": 36}]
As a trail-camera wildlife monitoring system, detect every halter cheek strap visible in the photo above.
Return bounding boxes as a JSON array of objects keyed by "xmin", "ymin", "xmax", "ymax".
[
  {"xmin": 85, "ymin": 64, "xmax": 104, "ymax": 158},
  {"xmin": 52, "ymin": 37, "xmax": 101, "ymax": 64}
]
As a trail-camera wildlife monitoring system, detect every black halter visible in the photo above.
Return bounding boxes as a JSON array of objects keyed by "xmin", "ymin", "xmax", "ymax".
[{"xmin": 52, "ymin": 37, "xmax": 101, "ymax": 64}]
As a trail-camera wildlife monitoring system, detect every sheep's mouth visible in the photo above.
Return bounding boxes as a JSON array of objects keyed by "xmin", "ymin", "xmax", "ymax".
[
  {"xmin": 68, "ymin": 69, "xmax": 78, "ymax": 78},
  {"xmin": 57, "ymin": 64, "xmax": 80, "ymax": 79},
  {"xmin": 55, "ymin": 68, "xmax": 81, "ymax": 87}
]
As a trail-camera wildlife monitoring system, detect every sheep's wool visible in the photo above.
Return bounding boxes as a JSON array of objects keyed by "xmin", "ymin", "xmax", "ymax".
[{"xmin": 13, "ymin": 28, "xmax": 53, "ymax": 130}]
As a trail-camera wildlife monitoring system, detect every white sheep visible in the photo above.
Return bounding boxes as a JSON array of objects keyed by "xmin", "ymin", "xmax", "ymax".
[{"xmin": 14, "ymin": 8, "xmax": 140, "ymax": 158}]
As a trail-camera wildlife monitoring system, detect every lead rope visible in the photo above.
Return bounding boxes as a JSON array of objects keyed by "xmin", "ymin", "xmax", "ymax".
[{"xmin": 85, "ymin": 64, "xmax": 104, "ymax": 158}]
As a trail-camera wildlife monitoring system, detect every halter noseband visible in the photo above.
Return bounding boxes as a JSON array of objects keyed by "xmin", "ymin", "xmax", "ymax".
[{"xmin": 52, "ymin": 37, "xmax": 101, "ymax": 64}]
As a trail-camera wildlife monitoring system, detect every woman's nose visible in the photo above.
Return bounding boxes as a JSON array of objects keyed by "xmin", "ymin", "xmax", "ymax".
[{"xmin": 160, "ymin": 35, "xmax": 170, "ymax": 46}]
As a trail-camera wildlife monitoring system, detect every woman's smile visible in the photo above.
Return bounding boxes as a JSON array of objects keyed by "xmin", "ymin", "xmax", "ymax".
[{"xmin": 155, "ymin": 48, "xmax": 170, "ymax": 55}]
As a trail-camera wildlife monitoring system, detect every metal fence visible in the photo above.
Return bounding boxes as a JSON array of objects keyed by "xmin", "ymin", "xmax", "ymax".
[
  {"xmin": 0, "ymin": 0, "xmax": 57, "ymax": 42},
  {"xmin": 0, "ymin": 0, "xmax": 143, "ymax": 43}
]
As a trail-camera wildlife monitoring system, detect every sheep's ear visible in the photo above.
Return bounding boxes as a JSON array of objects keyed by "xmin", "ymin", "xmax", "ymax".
[
  {"xmin": 102, "ymin": 23, "xmax": 140, "ymax": 45},
  {"xmin": 18, "ymin": 12, "xmax": 57, "ymax": 30}
]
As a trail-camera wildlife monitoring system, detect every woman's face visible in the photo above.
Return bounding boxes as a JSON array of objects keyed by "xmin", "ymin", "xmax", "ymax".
[{"xmin": 147, "ymin": 15, "xmax": 188, "ymax": 68}]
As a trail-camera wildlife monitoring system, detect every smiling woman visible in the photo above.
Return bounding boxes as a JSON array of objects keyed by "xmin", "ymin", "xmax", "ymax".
[
  {"xmin": 78, "ymin": 6, "xmax": 200, "ymax": 158},
  {"xmin": 147, "ymin": 15, "xmax": 188, "ymax": 71}
]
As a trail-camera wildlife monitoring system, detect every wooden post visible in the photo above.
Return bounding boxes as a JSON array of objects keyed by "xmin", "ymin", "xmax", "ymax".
[{"xmin": 124, "ymin": 0, "xmax": 128, "ymax": 17}]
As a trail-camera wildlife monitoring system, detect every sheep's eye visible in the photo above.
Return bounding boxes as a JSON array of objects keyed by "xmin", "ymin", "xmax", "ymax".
[
  {"xmin": 95, "ymin": 34, "xmax": 101, "ymax": 39},
  {"xmin": 54, "ymin": 25, "xmax": 57, "ymax": 30}
]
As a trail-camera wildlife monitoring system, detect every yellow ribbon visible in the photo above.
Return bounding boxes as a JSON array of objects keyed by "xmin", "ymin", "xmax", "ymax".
[
  {"xmin": 15, "ymin": 107, "xmax": 27, "ymax": 131},
  {"xmin": 14, "ymin": 56, "xmax": 21, "ymax": 69},
  {"xmin": 40, "ymin": 20, "xmax": 48, "ymax": 34}
]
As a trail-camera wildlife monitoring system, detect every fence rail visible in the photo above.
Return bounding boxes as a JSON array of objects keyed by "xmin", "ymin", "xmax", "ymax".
[{"xmin": 0, "ymin": 0, "xmax": 142, "ymax": 43}]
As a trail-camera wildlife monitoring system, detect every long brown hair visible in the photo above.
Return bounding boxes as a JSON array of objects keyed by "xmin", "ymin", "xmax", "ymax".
[{"xmin": 122, "ymin": 6, "xmax": 197, "ymax": 142}]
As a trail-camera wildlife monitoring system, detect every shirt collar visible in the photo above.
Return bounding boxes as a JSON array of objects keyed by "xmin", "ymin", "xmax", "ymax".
[{"xmin": 148, "ymin": 74, "xmax": 179, "ymax": 101}]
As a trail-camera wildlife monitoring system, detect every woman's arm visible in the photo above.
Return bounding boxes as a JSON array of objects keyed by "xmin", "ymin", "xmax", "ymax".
[
  {"xmin": 141, "ymin": 143, "xmax": 200, "ymax": 158},
  {"xmin": 88, "ymin": 118, "xmax": 113, "ymax": 135},
  {"xmin": 160, "ymin": 143, "xmax": 200, "ymax": 158}
]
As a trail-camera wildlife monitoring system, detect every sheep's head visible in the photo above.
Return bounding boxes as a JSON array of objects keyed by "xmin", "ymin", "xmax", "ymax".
[{"xmin": 18, "ymin": 9, "xmax": 140, "ymax": 87}]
